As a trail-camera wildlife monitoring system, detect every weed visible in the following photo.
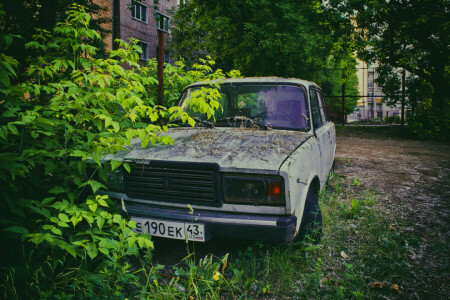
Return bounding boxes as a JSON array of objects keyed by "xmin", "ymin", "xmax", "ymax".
[
  {"xmin": 340, "ymin": 198, "xmax": 363, "ymax": 219},
  {"xmin": 172, "ymin": 253, "xmax": 234, "ymax": 299},
  {"xmin": 351, "ymin": 177, "xmax": 361, "ymax": 186}
]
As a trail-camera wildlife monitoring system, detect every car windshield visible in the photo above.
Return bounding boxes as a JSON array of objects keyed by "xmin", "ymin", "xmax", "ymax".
[{"xmin": 180, "ymin": 84, "xmax": 309, "ymax": 130}]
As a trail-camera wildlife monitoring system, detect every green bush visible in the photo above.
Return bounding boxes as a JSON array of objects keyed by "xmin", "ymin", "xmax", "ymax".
[
  {"xmin": 408, "ymin": 100, "xmax": 450, "ymax": 141},
  {"xmin": 0, "ymin": 4, "xmax": 238, "ymax": 298}
]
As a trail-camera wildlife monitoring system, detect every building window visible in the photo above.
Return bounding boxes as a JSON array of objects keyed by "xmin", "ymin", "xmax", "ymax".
[
  {"xmin": 131, "ymin": 1, "xmax": 148, "ymax": 23},
  {"xmin": 137, "ymin": 40, "xmax": 148, "ymax": 61},
  {"xmin": 155, "ymin": 11, "xmax": 170, "ymax": 33},
  {"xmin": 368, "ymin": 72, "xmax": 374, "ymax": 88}
]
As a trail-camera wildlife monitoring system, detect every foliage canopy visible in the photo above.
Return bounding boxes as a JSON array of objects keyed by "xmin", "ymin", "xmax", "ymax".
[{"xmin": 171, "ymin": 0, "xmax": 360, "ymax": 115}]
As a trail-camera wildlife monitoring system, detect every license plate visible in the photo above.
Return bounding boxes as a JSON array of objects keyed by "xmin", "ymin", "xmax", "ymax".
[{"xmin": 131, "ymin": 217, "xmax": 205, "ymax": 242}]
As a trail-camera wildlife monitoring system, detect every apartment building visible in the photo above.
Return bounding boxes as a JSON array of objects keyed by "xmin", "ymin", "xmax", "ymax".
[
  {"xmin": 349, "ymin": 60, "xmax": 406, "ymax": 122},
  {"xmin": 94, "ymin": 0, "xmax": 178, "ymax": 63}
]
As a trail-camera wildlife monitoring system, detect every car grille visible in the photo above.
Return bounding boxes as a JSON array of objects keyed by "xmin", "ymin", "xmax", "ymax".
[{"xmin": 124, "ymin": 162, "xmax": 221, "ymax": 207}]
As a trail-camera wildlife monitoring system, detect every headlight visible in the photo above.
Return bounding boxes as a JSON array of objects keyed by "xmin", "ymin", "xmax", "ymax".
[
  {"xmin": 223, "ymin": 174, "xmax": 285, "ymax": 206},
  {"xmin": 106, "ymin": 169, "xmax": 125, "ymax": 193}
]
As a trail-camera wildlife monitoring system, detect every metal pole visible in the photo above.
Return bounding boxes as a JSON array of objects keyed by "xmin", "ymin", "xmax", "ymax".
[
  {"xmin": 401, "ymin": 69, "xmax": 405, "ymax": 126},
  {"xmin": 157, "ymin": 30, "xmax": 165, "ymax": 106},
  {"xmin": 112, "ymin": 0, "xmax": 120, "ymax": 50},
  {"xmin": 341, "ymin": 82, "xmax": 346, "ymax": 125}
]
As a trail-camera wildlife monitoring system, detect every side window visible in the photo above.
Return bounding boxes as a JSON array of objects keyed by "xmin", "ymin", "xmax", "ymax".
[
  {"xmin": 309, "ymin": 89, "xmax": 323, "ymax": 129},
  {"xmin": 317, "ymin": 91, "xmax": 329, "ymax": 123}
]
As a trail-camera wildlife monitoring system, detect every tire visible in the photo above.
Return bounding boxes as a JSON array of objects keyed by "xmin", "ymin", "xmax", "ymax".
[{"xmin": 299, "ymin": 189, "xmax": 322, "ymax": 243}]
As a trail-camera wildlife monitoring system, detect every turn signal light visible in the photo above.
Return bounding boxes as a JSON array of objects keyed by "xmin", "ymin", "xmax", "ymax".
[{"xmin": 268, "ymin": 181, "xmax": 282, "ymax": 201}]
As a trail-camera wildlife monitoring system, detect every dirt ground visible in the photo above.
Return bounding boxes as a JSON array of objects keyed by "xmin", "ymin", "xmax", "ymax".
[{"xmin": 335, "ymin": 130, "xmax": 450, "ymax": 299}]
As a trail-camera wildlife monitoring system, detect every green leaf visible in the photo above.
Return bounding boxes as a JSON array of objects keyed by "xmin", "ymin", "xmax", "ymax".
[
  {"xmin": 66, "ymin": 245, "xmax": 77, "ymax": 258},
  {"xmin": 71, "ymin": 150, "xmax": 86, "ymax": 158},
  {"xmin": 4, "ymin": 34, "xmax": 13, "ymax": 47},
  {"xmin": 113, "ymin": 214, "xmax": 122, "ymax": 224},
  {"xmin": 111, "ymin": 160, "xmax": 121, "ymax": 171},
  {"xmin": 51, "ymin": 227, "xmax": 62, "ymax": 236},
  {"xmin": 87, "ymin": 180, "xmax": 105, "ymax": 194},
  {"xmin": 92, "ymin": 155, "xmax": 101, "ymax": 167},
  {"xmin": 137, "ymin": 236, "xmax": 145, "ymax": 248},
  {"xmin": 123, "ymin": 163, "xmax": 131, "ymax": 173},
  {"xmin": 96, "ymin": 216, "xmax": 104, "ymax": 230},
  {"xmin": 58, "ymin": 221, "xmax": 70, "ymax": 228},
  {"xmin": 89, "ymin": 203, "xmax": 97, "ymax": 213},
  {"xmin": 125, "ymin": 130, "xmax": 134, "ymax": 141},
  {"xmin": 98, "ymin": 198, "xmax": 108, "ymax": 207},
  {"xmin": 111, "ymin": 121, "xmax": 120, "ymax": 133},
  {"xmin": 4, "ymin": 226, "xmax": 29, "ymax": 235},
  {"xmin": 7, "ymin": 123, "xmax": 18, "ymax": 135},
  {"xmin": 98, "ymin": 247, "xmax": 109, "ymax": 255},
  {"xmin": 0, "ymin": 126, "xmax": 8, "ymax": 140},
  {"xmin": 71, "ymin": 215, "xmax": 81, "ymax": 227},
  {"xmin": 188, "ymin": 117, "xmax": 196, "ymax": 127},
  {"xmin": 41, "ymin": 197, "xmax": 56, "ymax": 206},
  {"xmin": 49, "ymin": 186, "xmax": 65, "ymax": 194},
  {"xmin": 58, "ymin": 213, "xmax": 70, "ymax": 223},
  {"xmin": 41, "ymin": 208, "xmax": 51, "ymax": 218},
  {"xmin": 86, "ymin": 242, "xmax": 98, "ymax": 259}
]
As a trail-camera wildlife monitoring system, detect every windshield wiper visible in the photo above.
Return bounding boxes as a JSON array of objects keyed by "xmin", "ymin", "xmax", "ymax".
[
  {"xmin": 215, "ymin": 116, "xmax": 269, "ymax": 130},
  {"xmin": 193, "ymin": 117, "xmax": 214, "ymax": 128},
  {"xmin": 170, "ymin": 117, "xmax": 214, "ymax": 128}
]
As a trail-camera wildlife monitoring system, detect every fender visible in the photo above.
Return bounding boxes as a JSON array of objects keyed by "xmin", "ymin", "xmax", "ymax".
[{"xmin": 279, "ymin": 136, "xmax": 322, "ymax": 233}]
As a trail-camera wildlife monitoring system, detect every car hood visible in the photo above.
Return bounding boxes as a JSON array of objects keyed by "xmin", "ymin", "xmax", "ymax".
[{"xmin": 111, "ymin": 127, "xmax": 311, "ymax": 174}]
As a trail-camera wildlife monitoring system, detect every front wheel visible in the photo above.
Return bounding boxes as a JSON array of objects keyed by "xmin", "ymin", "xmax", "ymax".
[{"xmin": 299, "ymin": 189, "xmax": 322, "ymax": 243}]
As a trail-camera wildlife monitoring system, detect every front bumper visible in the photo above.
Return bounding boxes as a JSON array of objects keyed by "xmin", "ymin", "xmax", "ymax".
[{"xmin": 123, "ymin": 201, "xmax": 297, "ymax": 243}]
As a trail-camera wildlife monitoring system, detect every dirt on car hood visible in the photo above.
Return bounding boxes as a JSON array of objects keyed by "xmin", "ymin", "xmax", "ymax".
[{"xmin": 112, "ymin": 127, "xmax": 311, "ymax": 174}]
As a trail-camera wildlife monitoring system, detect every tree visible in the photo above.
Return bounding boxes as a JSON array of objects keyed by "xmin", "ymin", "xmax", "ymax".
[
  {"xmin": 330, "ymin": 0, "xmax": 449, "ymax": 119},
  {"xmin": 171, "ymin": 0, "xmax": 360, "ymax": 114},
  {"xmin": 317, "ymin": 69, "xmax": 359, "ymax": 115}
]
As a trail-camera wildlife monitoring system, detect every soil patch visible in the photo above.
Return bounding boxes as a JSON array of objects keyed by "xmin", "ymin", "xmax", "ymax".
[{"xmin": 335, "ymin": 133, "xmax": 450, "ymax": 298}]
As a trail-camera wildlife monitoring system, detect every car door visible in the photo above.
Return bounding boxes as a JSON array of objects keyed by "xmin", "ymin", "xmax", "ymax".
[
  {"xmin": 317, "ymin": 90, "xmax": 335, "ymax": 173},
  {"xmin": 309, "ymin": 88, "xmax": 328, "ymax": 182}
]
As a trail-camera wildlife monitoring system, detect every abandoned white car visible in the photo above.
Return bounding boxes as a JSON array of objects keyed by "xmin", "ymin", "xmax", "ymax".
[{"xmin": 105, "ymin": 77, "xmax": 335, "ymax": 243}]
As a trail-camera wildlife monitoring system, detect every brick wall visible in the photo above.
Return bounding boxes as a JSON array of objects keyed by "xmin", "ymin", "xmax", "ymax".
[
  {"xmin": 94, "ymin": 0, "xmax": 177, "ymax": 61},
  {"xmin": 93, "ymin": 0, "xmax": 113, "ymax": 51},
  {"xmin": 119, "ymin": 0, "xmax": 176, "ymax": 61}
]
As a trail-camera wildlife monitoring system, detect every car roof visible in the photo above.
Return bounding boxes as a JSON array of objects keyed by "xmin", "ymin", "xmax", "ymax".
[{"xmin": 186, "ymin": 76, "xmax": 319, "ymax": 89}]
